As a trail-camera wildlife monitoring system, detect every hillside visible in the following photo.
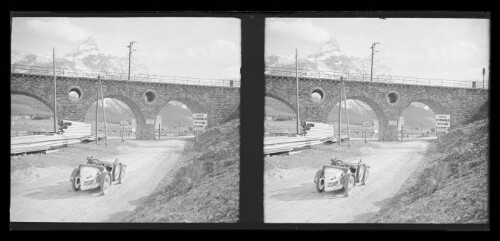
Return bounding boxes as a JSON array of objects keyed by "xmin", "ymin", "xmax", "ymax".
[
  {"xmin": 123, "ymin": 118, "xmax": 240, "ymax": 222},
  {"xmin": 369, "ymin": 108, "xmax": 489, "ymax": 223}
]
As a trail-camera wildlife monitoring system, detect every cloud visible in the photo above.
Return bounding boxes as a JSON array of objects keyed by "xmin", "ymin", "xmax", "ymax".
[
  {"xmin": 27, "ymin": 19, "xmax": 90, "ymax": 42},
  {"xmin": 427, "ymin": 41, "xmax": 480, "ymax": 62},
  {"xmin": 267, "ymin": 19, "xmax": 331, "ymax": 43},
  {"xmin": 185, "ymin": 40, "xmax": 239, "ymax": 60}
]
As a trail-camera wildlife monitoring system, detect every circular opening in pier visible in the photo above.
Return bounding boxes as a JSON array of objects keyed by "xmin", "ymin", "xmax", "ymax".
[
  {"xmin": 144, "ymin": 90, "xmax": 157, "ymax": 103},
  {"xmin": 68, "ymin": 87, "xmax": 82, "ymax": 102},
  {"xmin": 387, "ymin": 91, "xmax": 399, "ymax": 104},
  {"xmin": 311, "ymin": 88, "xmax": 325, "ymax": 103}
]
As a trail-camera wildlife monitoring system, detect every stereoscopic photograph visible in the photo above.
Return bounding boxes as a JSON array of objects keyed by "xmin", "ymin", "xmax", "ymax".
[
  {"xmin": 10, "ymin": 17, "xmax": 240, "ymax": 223},
  {"xmin": 264, "ymin": 18, "xmax": 489, "ymax": 223}
]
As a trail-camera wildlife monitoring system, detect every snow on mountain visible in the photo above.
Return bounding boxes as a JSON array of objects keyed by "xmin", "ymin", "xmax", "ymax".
[
  {"xmin": 12, "ymin": 37, "xmax": 150, "ymax": 75},
  {"xmin": 266, "ymin": 37, "xmax": 392, "ymax": 76},
  {"xmin": 12, "ymin": 37, "xmax": 151, "ymax": 111}
]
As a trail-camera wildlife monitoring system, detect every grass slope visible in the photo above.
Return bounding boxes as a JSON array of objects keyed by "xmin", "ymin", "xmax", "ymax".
[
  {"xmin": 123, "ymin": 118, "xmax": 240, "ymax": 222},
  {"xmin": 369, "ymin": 116, "xmax": 489, "ymax": 223}
]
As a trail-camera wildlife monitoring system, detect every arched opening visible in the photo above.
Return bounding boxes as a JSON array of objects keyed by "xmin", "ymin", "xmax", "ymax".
[
  {"xmin": 327, "ymin": 97, "xmax": 386, "ymax": 141},
  {"xmin": 400, "ymin": 101, "xmax": 440, "ymax": 140},
  {"xmin": 84, "ymin": 97, "xmax": 138, "ymax": 140},
  {"xmin": 156, "ymin": 100, "xmax": 195, "ymax": 138},
  {"xmin": 11, "ymin": 94, "xmax": 55, "ymax": 136},
  {"xmin": 265, "ymin": 95, "xmax": 297, "ymax": 135},
  {"xmin": 68, "ymin": 88, "xmax": 82, "ymax": 102}
]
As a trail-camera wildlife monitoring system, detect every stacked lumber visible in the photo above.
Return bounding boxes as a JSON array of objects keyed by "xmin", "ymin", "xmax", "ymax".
[
  {"xmin": 264, "ymin": 121, "xmax": 349, "ymax": 155},
  {"xmin": 11, "ymin": 120, "xmax": 92, "ymax": 155},
  {"xmin": 59, "ymin": 120, "xmax": 91, "ymax": 138},
  {"xmin": 10, "ymin": 134, "xmax": 82, "ymax": 154}
]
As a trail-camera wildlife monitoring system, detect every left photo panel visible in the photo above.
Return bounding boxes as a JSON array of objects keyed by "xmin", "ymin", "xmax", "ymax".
[{"xmin": 10, "ymin": 16, "xmax": 241, "ymax": 223}]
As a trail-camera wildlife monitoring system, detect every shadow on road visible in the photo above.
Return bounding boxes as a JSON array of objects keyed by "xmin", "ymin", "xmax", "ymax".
[
  {"xmin": 25, "ymin": 181, "xmax": 102, "ymax": 200},
  {"xmin": 268, "ymin": 182, "xmax": 348, "ymax": 201}
]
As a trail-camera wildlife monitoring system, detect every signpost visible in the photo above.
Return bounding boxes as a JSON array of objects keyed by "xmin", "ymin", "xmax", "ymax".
[
  {"xmin": 398, "ymin": 117, "xmax": 405, "ymax": 141},
  {"xmin": 155, "ymin": 116, "xmax": 162, "ymax": 139},
  {"xmin": 120, "ymin": 120, "xmax": 128, "ymax": 142},
  {"xmin": 193, "ymin": 113, "xmax": 208, "ymax": 140},
  {"xmin": 362, "ymin": 121, "xmax": 371, "ymax": 143},
  {"xmin": 373, "ymin": 120, "xmax": 379, "ymax": 138},
  {"xmin": 435, "ymin": 114, "xmax": 451, "ymax": 143}
]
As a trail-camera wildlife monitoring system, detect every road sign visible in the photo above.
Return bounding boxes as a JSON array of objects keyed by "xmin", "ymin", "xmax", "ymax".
[
  {"xmin": 398, "ymin": 117, "xmax": 405, "ymax": 130},
  {"xmin": 362, "ymin": 121, "xmax": 371, "ymax": 127},
  {"xmin": 436, "ymin": 115, "xmax": 450, "ymax": 128},
  {"xmin": 436, "ymin": 127, "xmax": 449, "ymax": 133},
  {"xmin": 193, "ymin": 119, "xmax": 207, "ymax": 126},
  {"xmin": 193, "ymin": 126, "xmax": 206, "ymax": 132},
  {"xmin": 155, "ymin": 116, "xmax": 162, "ymax": 129},
  {"xmin": 131, "ymin": 119, "xmax": 136, "ymax": 132},
  {"xmin": 145, "ymin": 119, "xmax": 155, "ymax": 125},
  {"xmin": 193, "ymin": 113, "xmax": 207, "ymax": 119},
  {"xmin": 388, "ymin": 120, "xmax": 397, "ymax": 126},
  {"xmin": 120, "ymin": 120, "xmax": 128, "ymax": 126}
]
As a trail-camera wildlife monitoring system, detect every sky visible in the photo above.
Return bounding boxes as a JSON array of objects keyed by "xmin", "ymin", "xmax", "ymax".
[
  {"xmin": 11, "ymin": 17, "xmax": 241, "ymax": 80},
  {"xmin": 266, "ymin": 18, "xmax": 490, "ymax": 81}
]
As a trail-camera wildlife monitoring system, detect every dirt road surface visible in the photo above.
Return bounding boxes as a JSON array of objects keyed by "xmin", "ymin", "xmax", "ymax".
[
  {"xmin": 10, "ymin": 137, "xmax": 190, "ymax": 222},
  {"xmin": 264, "ymin": 140, "xmax": 429, "ymax": 223}
]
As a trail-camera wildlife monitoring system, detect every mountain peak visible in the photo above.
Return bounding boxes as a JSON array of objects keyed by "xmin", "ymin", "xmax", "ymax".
[
  {"xmin": 78, "ymin": 37, "xmax": 99, "ymax": 54},
  {"xmin": 319, "ymin": 37, "xmax": 341, "ymax": 54}
]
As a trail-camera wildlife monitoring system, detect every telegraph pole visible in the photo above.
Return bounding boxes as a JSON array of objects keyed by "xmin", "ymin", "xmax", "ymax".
[
  {"xmin": 338, "ymin": 79, "xmax": 342, "ymax": 145},
  {"xmin": 52, "ymin": 48, "xmax": 57, "ymax": 135},
  {"xmin": 295, "ymin": 49, "xmax": 300, "ymax": 135},
  {"xmin": 98, "ymin": 76, "xmax": 108, "ymax": 147},
  {"xmin": 341, "ymin": 77, "xmax": 351, "ymax": 147},
  {"xmin": 370, "ymin": 42, "xmax": 380, "ymax": 82},
  {"xmin": 483, "ymin": 67, "xmax": 486, "ymax": 89},
  {"xmin": 127, "ymin": 41, "xmax": 136, "ymax": 80}
]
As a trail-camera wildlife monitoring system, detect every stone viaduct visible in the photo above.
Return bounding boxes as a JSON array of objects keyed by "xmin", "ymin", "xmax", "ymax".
[
  {"xmin": 266, "ymin": 74, "xmax": 489, "ymax": 141},
  {"xmin": 11, "ymin": 73, "xmax": 240, "ymax": 140}
]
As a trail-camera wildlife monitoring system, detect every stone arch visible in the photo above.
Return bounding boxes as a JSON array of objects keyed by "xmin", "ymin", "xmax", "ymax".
[
  {"xmin": 11, "ymin": 90, "xmax": 54, "ymax": 112},
  {"xmin": 83, "ymin": 94, "xmax": 145, "ymax": 139},
  {"xmin": 404, "ymin": 99, "xmax": 448, "ymax": 115},
  {"xmin": 265, "ymin": 92, "xmax": 297, "ymax": 114},
  {"xmin": 330, "ymin": 95, "xmax": 387, "ymax": 141}
]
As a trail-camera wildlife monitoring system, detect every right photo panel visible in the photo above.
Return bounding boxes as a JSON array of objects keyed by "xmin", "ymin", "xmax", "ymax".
[{"xmin": 264, "ymin": 18, "xmax": 489, "ymax": 223}]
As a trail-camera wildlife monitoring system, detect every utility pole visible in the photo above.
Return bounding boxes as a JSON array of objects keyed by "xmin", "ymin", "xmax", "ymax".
[
  {"xmin": 52, "ymin": 48, "xmax": 57, "ymax": 135},
  {"xmin": 342, "ymin": 77, "xmax": 351, "ymax": 147},
  {"xmin": 295, "ymin": 49, "xmax": 300, "ymax": 135},
  {"xmin": 98, "ymin": 76, "xmax": 108, "ymax": 147},
  {"xmin": 95, "ymin": 77, "xmax": 99, "ymax": 144},
  {"xmin": 370, "ymin": 42, "xmax": 380, "ymax": 82},
  {"xmin": 338, "ymin": 79, "xmax": 342, "ymax": 145},
  {"xmin": 127, "ymin": 41, "xmax": 136, "ymax": 80},
  {"xmin": 483, "ymin": 67, "xmax": 486, "ymax": 89}
]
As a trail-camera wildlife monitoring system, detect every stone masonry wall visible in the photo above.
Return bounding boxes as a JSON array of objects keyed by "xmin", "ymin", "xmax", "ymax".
[{"xmin": 11, "ymin": 73, "xmax": 240, "ymax": 140}]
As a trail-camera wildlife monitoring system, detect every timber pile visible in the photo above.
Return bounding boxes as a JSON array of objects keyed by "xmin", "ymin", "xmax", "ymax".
[
  {"xmin": 59, "ymin": 120, "xmax": 91, "ymax": 138},
  {"xmin": 10, "ymin": 120, "xmax": 92, "ymax": 155},
  {"xmin": 264, "ymin": 121, "xmax": 349, "ymax": 155}
]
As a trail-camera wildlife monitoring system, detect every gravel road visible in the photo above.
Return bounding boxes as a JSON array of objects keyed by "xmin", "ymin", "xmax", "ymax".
[
  {"xmin": 10, "ymin": 137, "xmax": 190, "ymax": 222},
  {"xmin": 264, "ymin": 140, "xmax": 429, "ymax": 223}
]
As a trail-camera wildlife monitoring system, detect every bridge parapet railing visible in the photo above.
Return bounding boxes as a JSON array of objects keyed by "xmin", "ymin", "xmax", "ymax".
[
  {"xmin": 11, "ymin": 64, "xmax": 240, "ymax": 88},
  {"xmin": 265, "ymin": 66, "xmax": 489, "ymax": 89}
]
